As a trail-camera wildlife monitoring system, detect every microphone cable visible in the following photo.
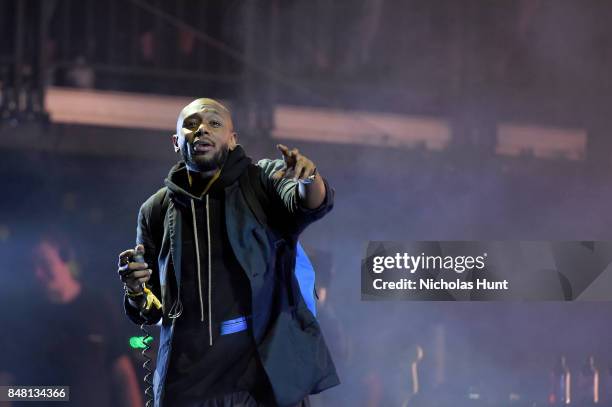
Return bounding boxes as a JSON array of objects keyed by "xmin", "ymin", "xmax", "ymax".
[{"xmin": 140, "ymin": 321, "xmax": 155, "ymax": 407}]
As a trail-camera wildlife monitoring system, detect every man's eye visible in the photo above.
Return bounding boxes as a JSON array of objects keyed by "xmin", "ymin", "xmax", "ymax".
[
  {"xmin": 185, "ymin": 121, "xmax": 198, "ymax": 129},
  {"xmin": 210, "ymin": 120, "xmax": 221, "ymax": 127}
]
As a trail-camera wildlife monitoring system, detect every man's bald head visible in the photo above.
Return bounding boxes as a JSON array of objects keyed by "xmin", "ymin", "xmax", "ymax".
[
  {"xmin": 177, "ymin": 98, "xmax": 233, "ymax": 134},
  {"xmin": 173, "ymin": 97, "xmax": 238, "ymax": 173}
]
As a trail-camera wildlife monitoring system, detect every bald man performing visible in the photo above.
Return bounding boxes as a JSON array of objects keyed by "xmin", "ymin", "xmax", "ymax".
[{"xmin": 117, "ymin": 99, "xmax": 339, "ymax": 407}]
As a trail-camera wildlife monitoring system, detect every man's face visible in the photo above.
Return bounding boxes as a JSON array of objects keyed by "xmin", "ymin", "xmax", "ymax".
[{"xmin": 173, "ymin": 98, "xmax": 237, "ymax": 173}]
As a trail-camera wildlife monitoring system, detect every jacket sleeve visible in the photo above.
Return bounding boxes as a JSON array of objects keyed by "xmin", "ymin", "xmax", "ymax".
[
  {"xmin": 123, "ymin": 198, "xmax": 163, "ymax": 326},
  {"xmin": 257, "ymin": 158, "xmax": 334, "ymax": 234}
]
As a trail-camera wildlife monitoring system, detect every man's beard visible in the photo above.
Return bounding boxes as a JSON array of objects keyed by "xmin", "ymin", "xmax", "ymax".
[{"xmin": 183, "ymin": 145, "xmax": 229, "ymax": 173}]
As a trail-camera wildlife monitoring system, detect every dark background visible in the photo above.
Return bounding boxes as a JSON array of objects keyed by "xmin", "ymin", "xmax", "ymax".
[{"xmin": 2, "ymin": 1, "xmax": 612, "ymax": 406}]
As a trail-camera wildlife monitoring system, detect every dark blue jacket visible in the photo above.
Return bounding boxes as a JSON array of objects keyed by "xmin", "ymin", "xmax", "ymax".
[{"xmin": 124, "ymin": 156, "xmax": 340, "ymax": 406}]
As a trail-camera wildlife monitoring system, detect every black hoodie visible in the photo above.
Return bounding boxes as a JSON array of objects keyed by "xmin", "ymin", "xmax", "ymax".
[{"xmin": 163, "ymin": 146, "xmax": 273, "ymax": 404}]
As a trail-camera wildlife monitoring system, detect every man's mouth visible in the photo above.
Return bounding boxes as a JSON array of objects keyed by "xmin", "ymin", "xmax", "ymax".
[{"xmin": 193, "ymin": 139, "xmax": 214, "ymax": 153}]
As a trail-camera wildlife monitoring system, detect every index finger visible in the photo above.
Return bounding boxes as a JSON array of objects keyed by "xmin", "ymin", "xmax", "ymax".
[
  {"xmin": 119, "ymin": 249, "xmax": 135, "ymax": 258},
  {"xmin": 118, "ymin": 249, "xmax": 135, "ymax": 260},
  {"xmin": 276, "ymin": 144, "xmax": 290, "ymax": 158},
  {"xmin": 118, "ymin": 249, "xmax": 135, "ymax": 266}
]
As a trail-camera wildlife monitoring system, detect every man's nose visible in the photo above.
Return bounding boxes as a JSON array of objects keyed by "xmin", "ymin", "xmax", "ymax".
[{"xmin": 194, "ymin": 124, "xmax": 210, "ymax": 137}]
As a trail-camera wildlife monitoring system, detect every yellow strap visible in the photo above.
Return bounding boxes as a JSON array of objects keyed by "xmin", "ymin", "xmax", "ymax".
[{"xmin": 143, "ymin": 286, "xmax": 162, "ymax": 311}]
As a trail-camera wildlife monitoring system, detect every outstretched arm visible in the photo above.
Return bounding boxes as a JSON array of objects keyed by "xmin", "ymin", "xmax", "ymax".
[
  {"xmin": 258, "ymin": 144, "xmax": 334, "ymax": 235},
  {"xmin": 273, "ymin": 144, "xmax": 326, "ymax": 210}
]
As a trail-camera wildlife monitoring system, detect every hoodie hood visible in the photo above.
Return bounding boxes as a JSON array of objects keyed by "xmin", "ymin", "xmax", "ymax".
[{"xmin": 165, "ymin": 145, "xmax": 252, "ymax": 208}]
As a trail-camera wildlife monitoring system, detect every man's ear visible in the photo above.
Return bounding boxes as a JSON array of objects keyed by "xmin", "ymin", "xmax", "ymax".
[
  {"xmin": 229, "ymin": 132, "xmax": 238, "ymax": 150},
  {"xmin": 172, "ymin": 134, "xmax": 180, "ymax": 153}
]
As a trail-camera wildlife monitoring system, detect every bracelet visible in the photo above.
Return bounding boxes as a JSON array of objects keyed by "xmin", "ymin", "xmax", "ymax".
[
  {"xmin": 124, "ymin": 284, "xmax": 145, "ymax": 298},
  {"xmin": 299, "ymin": 167, "xmax": 318, "ymax": 185}
]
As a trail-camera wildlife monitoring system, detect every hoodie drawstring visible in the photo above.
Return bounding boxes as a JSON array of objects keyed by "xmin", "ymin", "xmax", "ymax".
[
  {"xmin": 190, "ymin": 196, "xmax": 214, "ymax": 347},
  {"xmin": 191, "ymin": 199, "xmax": 205, "ymax": 325},
  {"xmin": 205, "ymin": 194, "xmax": 213, "ymax": 347}
]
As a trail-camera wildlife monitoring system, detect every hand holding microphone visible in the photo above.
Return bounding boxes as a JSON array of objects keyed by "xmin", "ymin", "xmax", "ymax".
[{"xmin": 117, "ymin": 245, "xmax": 160, "ymax": 311}]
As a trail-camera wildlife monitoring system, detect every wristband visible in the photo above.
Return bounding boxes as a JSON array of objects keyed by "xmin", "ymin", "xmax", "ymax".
[
  {"xmin": 299, "ymin": 167, "xmax": 317, "ymax": 185},
  {"xmin": 124, "ymin": 284, "xmax": 145, "ymax": 298}
]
